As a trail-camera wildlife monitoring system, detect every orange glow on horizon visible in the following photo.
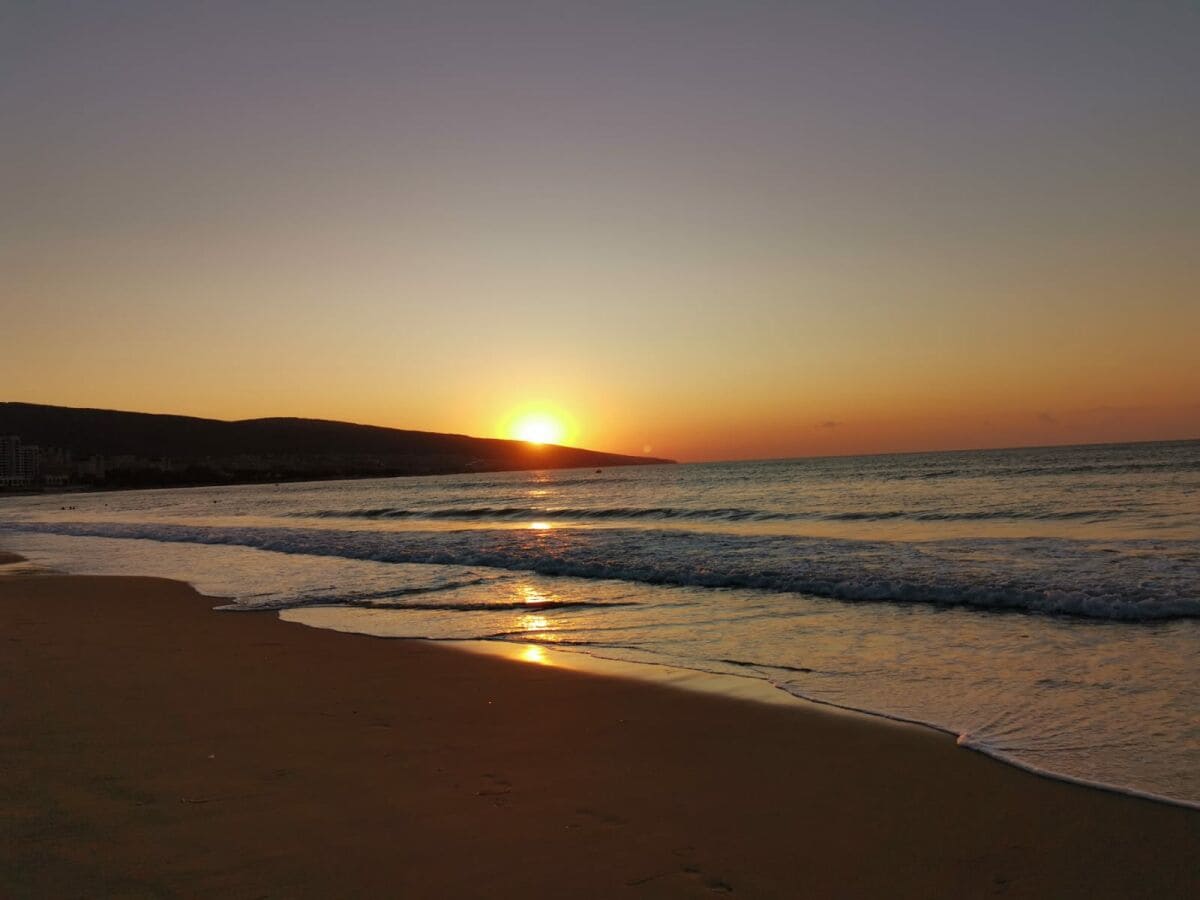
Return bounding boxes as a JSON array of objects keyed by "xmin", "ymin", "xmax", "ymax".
[{"xmin": 5, "ymin": 4, "xmax": 1198, "ymax": 465}]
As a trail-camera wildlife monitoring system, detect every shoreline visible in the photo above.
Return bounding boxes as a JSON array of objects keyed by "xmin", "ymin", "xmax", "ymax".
[
  {"xmin": 7, "ymin": 545, "xmax": 1199, "ymax": 811},
  {"xmin": 2, "ymin": 567, "xmax": 1197, "ymax": 897},
  {"xmin": 294, "ymin": 621, "xmax": 1200, "ymax": 814}
]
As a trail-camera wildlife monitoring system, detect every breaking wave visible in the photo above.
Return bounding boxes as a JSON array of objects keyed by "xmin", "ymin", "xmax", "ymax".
[
  {"xmin": 302, "ymin": 505, "xmax": 1128, "ymax": 523},
  {"xmin": 6, "ymin": 520, "xmax": 1197, "ymax": 621}
]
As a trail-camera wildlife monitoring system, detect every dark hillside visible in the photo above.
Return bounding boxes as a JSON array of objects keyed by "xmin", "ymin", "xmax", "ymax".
[{"xmin": 0, "ymin": 402, "xmax": 672, "ymax": 488}]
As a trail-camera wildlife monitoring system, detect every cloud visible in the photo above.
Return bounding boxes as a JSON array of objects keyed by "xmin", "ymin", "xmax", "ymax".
[
  {"xmin": 1037, "ymin": 411, "xmax": 1059, "ymax": 425},
  {"xmin": 816, "ymin": 420, "xmax": 841, "ymax": 429}
]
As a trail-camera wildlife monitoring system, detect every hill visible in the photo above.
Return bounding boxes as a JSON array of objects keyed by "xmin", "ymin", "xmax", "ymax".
[{"xmin": 0, "ymin": 402, "xmax": 673, "ymax": 489}]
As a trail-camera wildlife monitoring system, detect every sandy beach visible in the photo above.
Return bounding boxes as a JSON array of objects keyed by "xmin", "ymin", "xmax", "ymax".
[{"xmin": 1, "ymin": 567, "xmax": 1196, "ymax": 899}]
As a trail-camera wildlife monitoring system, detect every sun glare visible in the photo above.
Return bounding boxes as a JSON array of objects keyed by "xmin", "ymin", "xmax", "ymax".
[
  {"xmin": 520, "ymin": 645, "xmax": 551, "ymax": 665},
  {"xmin": 511, "ymin": 413, "xmax": 566, "ymax": 445}
]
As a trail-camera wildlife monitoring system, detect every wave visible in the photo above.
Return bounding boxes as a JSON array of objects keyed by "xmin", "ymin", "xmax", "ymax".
[
  {"xmin": 6, "ymin": 520, "xmax": 1198, "ymax": 622},
  {"xmin": 480, "ymin": 633, "xmax": 646, "ymax": 648},
  {"xmin": 305, "ymin": 505, "xmax": 777, "ymax": 521},
  {"xmin": 762, "ymin": 671, "xmax": 1200, "ymax": 811},
  {"xmin": 233, "ymin": 598, "xmax": 637, "ymax": 613},
  {"xmin": 217, "ymin": 576, "xmax": 504, "ymax": 610},
  {"xmin": 824, "ymin": 508, "xmax": 1124, "ymax": 522},
  {"xmin": 999, "ymin": 459, "xmax": 1200, "ymax": 478},
  {"xmin": 301, "ymin": 505, "xmax": 1127, "ymax": 524},
  {"xmin": 405, "ymin": 474, "xmax": 634, "ymax": 490},
  {"xmin": 874, "ymin": 456, "xmax": 1200, "ymax": 481},
  {"xmin": 718, "ymin": 657, "xmax": 816, "ymax": 674},
  {"xmin": 880, "ymin": 468, "xmax": 964, "ymax": 480}
]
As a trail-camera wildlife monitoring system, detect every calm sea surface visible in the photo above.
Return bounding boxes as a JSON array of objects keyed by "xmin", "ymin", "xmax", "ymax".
[{"xmin": 3, "ymin": 440, "xmax": 1197, "ymax": 805}]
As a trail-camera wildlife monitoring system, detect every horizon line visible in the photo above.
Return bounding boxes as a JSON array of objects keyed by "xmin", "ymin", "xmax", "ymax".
[{"xmin": 3, "ymin": 399, "xmax": 1195, "ymax": 467}]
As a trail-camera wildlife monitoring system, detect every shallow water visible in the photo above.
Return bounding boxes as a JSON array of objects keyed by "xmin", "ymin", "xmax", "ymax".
[{"xmin": 2, "ymin": 440, "xmax": 1197, "ymax": 804}]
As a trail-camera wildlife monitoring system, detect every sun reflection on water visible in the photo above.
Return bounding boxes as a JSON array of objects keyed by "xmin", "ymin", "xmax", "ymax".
[
  {"xmin": 520, "ymin": 585, "xmax": 551, "ymax": 604},
  {"xmin": 518, "ymin": 613, "xmax": 550, "ymax": 632}
]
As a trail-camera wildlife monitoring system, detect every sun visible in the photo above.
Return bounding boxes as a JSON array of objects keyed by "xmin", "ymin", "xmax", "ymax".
[
  {"xmin": 512, "ymin": 413, "xmax": 566, "ymax": 445},
  {"xmin": 499, "ymin": 404, "xmax": 577, "ymax": 446}
]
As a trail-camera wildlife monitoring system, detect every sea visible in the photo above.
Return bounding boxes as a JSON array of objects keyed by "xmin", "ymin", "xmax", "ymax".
[{"xmin": 2, "ymin": 439, "xmax": 1197, "ymax": 807}]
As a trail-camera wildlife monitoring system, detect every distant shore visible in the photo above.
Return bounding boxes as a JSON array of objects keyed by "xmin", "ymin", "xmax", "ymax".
[
  {"xmin": 2, "ymin": 567, "xmax": 1196, "ymax": 897},
  {"xmin": 0, "ymin": 401, "xmax": 675, "ymax": 498}
]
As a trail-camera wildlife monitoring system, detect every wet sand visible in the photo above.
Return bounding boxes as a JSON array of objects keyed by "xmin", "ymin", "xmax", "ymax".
[{"xmin": 1, "ymin": 571, "xmax": 1196, "ymax": 898}]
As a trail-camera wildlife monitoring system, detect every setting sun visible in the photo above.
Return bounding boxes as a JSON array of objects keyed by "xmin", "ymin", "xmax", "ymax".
[{"xmin": 510, "ymin": 413, "xmax": 567, "ymax": 445}]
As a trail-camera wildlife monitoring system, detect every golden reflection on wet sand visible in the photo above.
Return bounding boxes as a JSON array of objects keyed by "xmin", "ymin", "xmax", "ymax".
[{"xmin": 519, "ymin": 645, "xmax": 552, "ymax": 665}]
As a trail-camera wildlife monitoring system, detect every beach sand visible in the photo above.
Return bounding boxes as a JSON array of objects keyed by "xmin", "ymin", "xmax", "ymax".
[{"xmin": 1, "ymin": 570, "xmax": 1196, "ymax": 898}]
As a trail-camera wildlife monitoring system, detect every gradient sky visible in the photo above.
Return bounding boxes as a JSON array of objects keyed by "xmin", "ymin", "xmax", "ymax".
[{"xmin": 3, "ymin": 1, "xmax": 1198, "ymax": 461}]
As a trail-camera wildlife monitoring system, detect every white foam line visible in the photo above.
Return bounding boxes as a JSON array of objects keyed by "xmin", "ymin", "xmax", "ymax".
[
  {"xmin": 957, "ymin": 738, "xmax": 1200, "ymax": 812},
  {"xmin": 444, "ymin": 636, "xmax": 1200, "ymax": 812}
]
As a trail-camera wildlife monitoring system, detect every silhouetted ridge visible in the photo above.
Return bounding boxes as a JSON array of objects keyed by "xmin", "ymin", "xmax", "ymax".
[{"xmin": 0, "ymin": 402, "xmax": 672, "ymax": 487}]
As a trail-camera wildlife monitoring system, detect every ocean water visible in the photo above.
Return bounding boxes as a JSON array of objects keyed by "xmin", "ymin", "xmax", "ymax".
[{"xmin": 2, "ymin": 440, "xmax": 1197, "ymax": 806}]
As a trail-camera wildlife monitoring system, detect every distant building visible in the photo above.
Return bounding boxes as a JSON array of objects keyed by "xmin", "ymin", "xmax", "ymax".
[
  {"xmin": 21, "ymin": 444, "xmax": 40, "ymax": 485},
  {"xmin": 40, "ymin": 446, "xmax": 74, "ymax": 481},
  {"xmin": 76, "ymin": 455, "xmax": 106, "ymax": 480},
  {"xmin": 0, "ymin": 436, "xmax": 16, "ymax": 486},
  {"xmin": 0, "ymin": 435, "xmax": 41, "ymax": 488}
]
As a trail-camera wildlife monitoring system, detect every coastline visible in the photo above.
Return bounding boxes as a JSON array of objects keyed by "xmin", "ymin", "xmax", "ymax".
[
  {"xmin": 2, "ymin": 567, "xmax": 1196, "ymax": 897},
  {"xmin": 408, "ymin": 635, "xmax": 1200, "ymax": 813}
]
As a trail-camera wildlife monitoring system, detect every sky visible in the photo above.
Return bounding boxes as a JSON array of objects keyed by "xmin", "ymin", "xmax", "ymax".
[{"xmin": 3, "ymin": 1, "xmax": 1198, "ymax": 461}]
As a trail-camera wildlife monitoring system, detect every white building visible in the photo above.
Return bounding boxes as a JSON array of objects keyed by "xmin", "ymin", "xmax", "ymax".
[{"xmin": 0, "ymin": 435, "xmax": 41, "ymax": 488}]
